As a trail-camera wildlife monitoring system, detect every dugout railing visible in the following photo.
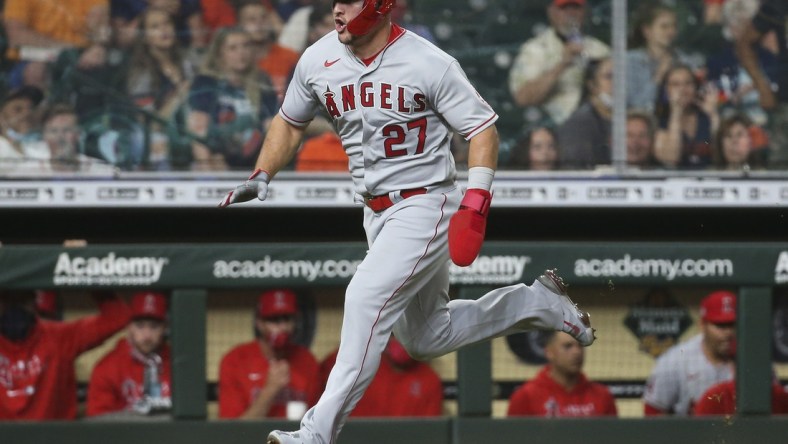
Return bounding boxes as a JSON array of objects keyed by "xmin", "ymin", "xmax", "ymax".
[{"xmin": 0, "ymin": 241, "xmax": 786, "ymax": 444}]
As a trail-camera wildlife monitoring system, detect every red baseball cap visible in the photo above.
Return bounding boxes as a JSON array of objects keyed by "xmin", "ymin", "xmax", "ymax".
[
  {"xmin": 700, "ymin": 290, "xmax": 737, "ymax": 324},
  {"xmin": 554, "ymin": 0, "xmax": 586, "ymax": 7},
  {"xmin": 35, "ymin": 290, "xmax": 59, "ymax": 317},
  {"xmin": 130, "ymin": 291, "xmax": 168, "ymax": 321},
  {"xmin": 257, "ymin": 289, "xmax": 298, "ymax": 318}
]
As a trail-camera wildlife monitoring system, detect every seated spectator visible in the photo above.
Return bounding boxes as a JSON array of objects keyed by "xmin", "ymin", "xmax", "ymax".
[
  {"xmin": 3, "ymin": 0, "xmax": 111, "ymax": 89},
  {"xmin": 653, "ymin": 65, "xmax": 720, "ymax": 168},
  {"xmin": 201, "ymin": 0, "xmax": 282, "ymax": 41},
  {"xmin": 706, "ymin": 0, "xmax": 776, "ymax": 128},
  {"xmin": 110, "ymin": 0, "xmax": 206, "ymax": 51},
  {"xmin": 506, "ymin": 126, "xmax": 559, "ymax": 171},
  {"xmin": 187, "ymin": 28, "xmax": 278, "ymax": 170},
  {"xmin": 391, "ymin": 0, "xmax": 436, "ymax": 44},
  {"xmin": 0, "ymin": 291, "xmax": 130, "ymax": 420},
  {"xmin": 218, "ymin": 289, "xmax": 320, "ymax": 419},
  {"xmin": 626, "ymin": 3, "xmax": 701, "ymax": 113},
  {"xmin": 0, "ymin": 86, "xmax": 44, "ymax": 152},
  {"xmin": 626, "ymin": 111, "xmax": 659, "ymax": 168},
  {"xmin": 87, "ymin": 291, "xmax": 172, "ymax": 418},
  {"xmin": 237, "ymin": 0, "xmax": 300, "ymax": 101},
  {"xmin": 295, "ymin": 131, "xmax": 348, "ymax": 172},
  {"xmin": 644, "ymin": 290, "xmax": 737, "ymax": 416},
  {"xmin": 693, "ymin": 378, "xmax": 788, "ymax": 415},
  {"xmin": 127, "ymin": 7, "xmax": 196, "ymax": 170},
  {"xmin": 34, "ymin": 291, "xmax": 62, "ymax": 321},
  {"xmin": 22, "ymin": 104, "xmax": 115, "ymax": 173},
  {"xmin": 734, "ymin": 0, "xmax": 788, "ymax": 167},
  {"xmin": 319, "ymin": 336, "xmax": 443, "ymax": 417},
  {"xmin": 508, "ymin": 0, "xmax": 609, "ymax": 125},
  {"xmin": 507, "ymin": 331, "xmax": 616, "ymax": 417},
  {"xmin": 558, "ymin": 57, "xmax": 612, "ymax": 169},
  {"xmin": 712, "ymin": 114, "xmax": 767, "ymax": 170}
]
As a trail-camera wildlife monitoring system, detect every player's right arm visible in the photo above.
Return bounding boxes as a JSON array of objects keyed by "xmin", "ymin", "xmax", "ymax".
[
  {"xmin": 253, "ymin": 115, "xmax": 306, "ymax": 178},
  {"xmin": 642, "ymin": 354, "xmax": 678, "ymax": 416}
]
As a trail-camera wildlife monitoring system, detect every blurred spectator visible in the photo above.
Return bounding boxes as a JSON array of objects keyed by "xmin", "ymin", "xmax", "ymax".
[
  {"xmin": 507, "ymin": 331, "xmax": 617, "ymax": 417},
  {"xmin": 0, "ymin": 85, "xmax": 43, "ymax": 151},
  {"xmin": 201, "ymin": 0, "xmax": 282, "ymax": 43},
  {"xmin": 3, "ymin": 0, "xmax": 111, "ymax": 89},
  {"xmin": 706, "ymin": 0, "xmax": 776, "ymax": 128},
  {"xmin": 643, "ymin": 290, "xmax": 736, "ymax": 416},
  {"xmin": 712, "ymin": 114, "xmax": 767, "ymax": 170},
  {"xmin": 23, "ymin": 103, "xmax": 115, "ymax": 173},
  {"xmin": 110, "ymin": 0, "xmax": 206, "ymax": 51},
  {"xmin": 87, "ymin": 291, "xmax": 172, "ymax": 418},
  {"xmin": 127, "ymin": 7, "xmax": 196, "ymax": 170},
  {"xmin": 278, "ymin": 0, "xmax": 332, "ymax": 53},
  {"xmin": 218, "ymin": 289, "xmax": 320, "ymax": 419},
  {"xmin": 0, "ymin": 291, "xmax": 130, "ymax": 420},
  {"xmin": 704, "ymin": 0, "xmax": 724, "ymax": 25},
  {"xmin": 508, "ymin": 0, "xmax": 609, "ymax": 125},
  {"xmin": 626, "ymin": 111, "xmax": 659, "ymax": 168},
  {"xmin": 319, "ymin": 336, "xmax": 443, "ymax": 417},
  {"xmin": 693, "ymin": 377, "xmax": 788, "ymax": 415},
  {"xmin": 34, "ymin": 291, "xmax": 62, "ymax": 321},
  {"xmin": 626, "ymin": 3, "xmax": 699, "ymax": 113},
  {"xmin": 390, "ymin": 0, "xmax": 435, "ymax": 44},
  {"xmin": 734, "ymin": 0, "xmax": 788, "ymax": 167},
  {"xmin": 558, "ymin": 57, "xmax": 612, "ymax": 169},
  {"xmin": 237, "ymin": 0, "xmax": 299, "ymax": 101},
  {"xmin": 272, "ymin": 0, "xmax": 312, "ymax": 23},
  {"xmin": 295, "ymin": 131, "xmax": 348, "ymax": 172},
  {"xmin": 186, "ymin": 27, "xmax": 277, "ymax": 170},
  {"xmin": 506, "ymin": 126, "xmax": 559, "ymax": 171},
  {"xmin": 653, "ymin": 65, "xmax": 720, "ymax": 168}
]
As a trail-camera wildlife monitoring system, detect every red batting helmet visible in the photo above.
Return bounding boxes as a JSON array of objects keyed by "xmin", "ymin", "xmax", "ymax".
[{"xmin": 346, "ymin": 0, "xmax": 396, "ymax": 36}]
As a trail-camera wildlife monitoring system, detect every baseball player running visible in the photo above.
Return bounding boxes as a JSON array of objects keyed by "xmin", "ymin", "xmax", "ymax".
[{"xmin": 219, "ymin": 1, "xmax": 595, "ymax": 443}]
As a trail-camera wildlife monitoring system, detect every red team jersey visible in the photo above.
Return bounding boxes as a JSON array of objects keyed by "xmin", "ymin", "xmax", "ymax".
[
  {"xmin": 0, "ymin": 298, "xmax": 130, "ymax": 420},
  {"xmin": 86, "ymin": 339, "xmax": 172, "ymax": 416},
  {"xmin": 320, "ymin": 350, "xmax": 443, "ymax": 417},
  {"xmin": 507, "ymin": 366, "xmax": 617, "ymax": 417},
  {"xmin": 218, "ymin": 341, "xmax": 320, "ymax": 418}
]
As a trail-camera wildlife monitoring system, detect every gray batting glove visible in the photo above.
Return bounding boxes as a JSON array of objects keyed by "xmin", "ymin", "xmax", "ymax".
[{"xmin": 218, "ymin": 169, "xmax": 271, "ymax": 208}]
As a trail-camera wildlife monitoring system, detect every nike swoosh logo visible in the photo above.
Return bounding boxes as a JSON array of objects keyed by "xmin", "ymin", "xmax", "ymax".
[{"xmin": 324, "ymin": 58, "xmax": 340, "ymax": 67}]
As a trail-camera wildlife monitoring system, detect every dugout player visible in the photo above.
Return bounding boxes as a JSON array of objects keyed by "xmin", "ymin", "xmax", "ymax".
[
  {"xmin": 87, "ymin": 291, "xmax": 172, "ymax": 417},
  {"xmin": 319, "ymin": 335, "xmax": 443, "ymax": 417},
  {"xmin": 218, "ymin": 289, "xmax": 320, "ymax": 419},
  {"xmin": 0, "ymin": 291, "xmax": 130, "ymax": 420},
  {"xmin": 220, "ymin": 1, "xmax": 595, "ymax": 442},
  {"xmin": 643, "ymin": 290, "xmax": 737, "ymax": 416},
  {"xmin": 507, "ymin": 331, "xmax": 617, "ymax": 417}
]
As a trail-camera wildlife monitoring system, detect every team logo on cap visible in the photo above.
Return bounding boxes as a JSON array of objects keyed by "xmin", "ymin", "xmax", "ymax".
[{"xmin": 144, "ymin": 294, "xmax": 157, "ymax": 313}]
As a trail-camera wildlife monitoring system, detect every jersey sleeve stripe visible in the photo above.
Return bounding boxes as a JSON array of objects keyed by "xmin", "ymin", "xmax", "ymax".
[
  {"xmin": 463, "ymin": 114, "xmax": 498, "ymax": 140},
  {"xmin": 279, "ymin": 108, "xmax": 312, "ymax": 126}
]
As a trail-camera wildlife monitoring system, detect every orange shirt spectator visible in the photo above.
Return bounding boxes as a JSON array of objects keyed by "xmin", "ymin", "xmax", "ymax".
[
  {"xmin": 296, "ymin": 132, "xmax": 348, "ymax": 172},
  {"xmin": 4, "ymin": 0, "xmax": 108, "ymax": 49}
]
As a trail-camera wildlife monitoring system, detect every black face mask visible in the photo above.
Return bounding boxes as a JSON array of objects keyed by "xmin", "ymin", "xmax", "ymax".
[{"xmin": 0, "ymin": 305, "xmax": 37, "ymax": 342}]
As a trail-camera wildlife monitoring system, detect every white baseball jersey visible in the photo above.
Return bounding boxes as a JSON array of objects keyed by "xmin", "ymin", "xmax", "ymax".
[
  {"xmin": 643, "ymin": 334, "xmax": 734, "ymax": 415},
  {"xmin": 280, "ymin": 25, "xmax": 498, "ymax": 196}
]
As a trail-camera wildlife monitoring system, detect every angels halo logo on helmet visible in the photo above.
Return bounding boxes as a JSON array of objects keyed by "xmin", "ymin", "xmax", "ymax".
[{"xmin": 345, "ymin": 0, "xmax": 396, "ymax": 36}]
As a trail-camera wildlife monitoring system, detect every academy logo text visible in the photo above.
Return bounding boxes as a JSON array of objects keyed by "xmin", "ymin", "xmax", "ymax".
[
  {"xmin": 54, "ymin": 252, "xmax": 169, "ymax": 285},
  {"xmin": 574, "ymin": 254, "xmax": 733, "ymax": 281},
  {"xmin": 214, "ymin": 257, "xmax": 362, "ymax": 281},
  {"xmin": 449, "ymin": 256, "xmax": 530, "ymax": 284}
]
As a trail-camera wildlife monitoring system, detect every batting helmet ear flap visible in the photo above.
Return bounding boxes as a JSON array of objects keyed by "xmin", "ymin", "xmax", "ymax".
[{"xmin": 346, "ymin": 0, "xmax": 396, "ymax": 36}]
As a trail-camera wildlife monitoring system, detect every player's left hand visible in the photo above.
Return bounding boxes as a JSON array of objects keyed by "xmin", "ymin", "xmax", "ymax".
[
  {"xmin": 218, "ymin": 169, "xmax": 270, "ymax": 208},
  {"xmin": 448, "ymin": 188, "xmax": 491, "ymax": 266}
]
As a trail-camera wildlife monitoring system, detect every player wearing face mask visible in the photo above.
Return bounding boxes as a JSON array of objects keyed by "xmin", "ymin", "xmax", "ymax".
[
  {"xmin": 218, "ymin": 289, "xmax": 320, "ymax": 419},
  {"xmin": 0, "ymin": 291, "xmax": 131, "ymax": 420}
]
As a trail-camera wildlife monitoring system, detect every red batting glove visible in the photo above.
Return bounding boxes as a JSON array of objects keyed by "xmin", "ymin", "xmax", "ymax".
[{"xmin": 448, "ymin": 188, "xmax": 492, "ymax": 266}]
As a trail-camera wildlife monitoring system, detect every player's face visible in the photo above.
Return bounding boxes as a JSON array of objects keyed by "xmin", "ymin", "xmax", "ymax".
[
  {"xmin": 221, "ymin": 33, "xmax": 254, "ymax": 74},
  {"xmin": 128, "ymin": 318, "xmax": 167, "ymax": 355},
  {"xmin": 333, "ymin": 0, "xmax": 366, "ymax": 44},
  {"xmin": 528, "ymin": 128, "xmax": 558, "ymax": 171},
  {"xmin": 722, "ymin": 122, "xmax": 751, "ymax": 167},
  {"xmin": 702, "ymin": 321, "xmax": 736, "ymax": 361},
  {"xmin": 545, "ymin": 332, "xmax": 584, "ymax": 376},
  {"xmin": 143, "ymin": 9, "xmax": 176, "ymax": 50},
  {"xmin": 258, "ymin": 315, "xmax": 296, "ymax": 341},
  {"xmin": 626, "ymin": 118, "xmax": 653, "ymax": 165}
]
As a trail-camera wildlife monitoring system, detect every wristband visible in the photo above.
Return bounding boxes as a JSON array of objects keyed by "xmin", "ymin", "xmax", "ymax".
[{"xmin": 466, "ymin": 166, "xmax": 494, "ymax": 191}]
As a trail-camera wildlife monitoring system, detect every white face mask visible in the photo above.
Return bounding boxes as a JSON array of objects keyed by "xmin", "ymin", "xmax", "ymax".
[{"xmin": 597, "ymin": 91, "xmax": 614, "ymax": 109}]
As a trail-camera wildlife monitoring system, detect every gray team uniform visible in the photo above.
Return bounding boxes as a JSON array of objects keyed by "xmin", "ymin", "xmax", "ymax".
[
  {"xmin": 281, "ymin": 27, "xmax": 572, "ymax": 443},
  {"xmin": 643, "ymin": 334, "xmax": 734, "ymax": 415}
]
